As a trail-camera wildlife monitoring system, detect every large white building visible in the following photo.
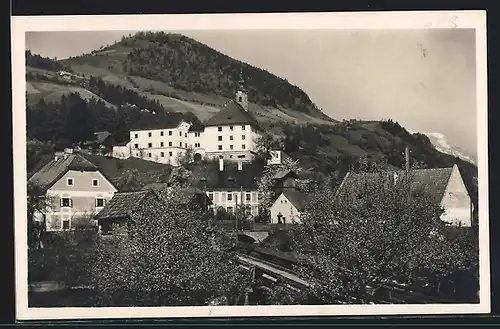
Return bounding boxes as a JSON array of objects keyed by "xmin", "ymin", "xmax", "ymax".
[{"xmin": 112, "ymin": 72, "xmax": 263, "ymax": 166}]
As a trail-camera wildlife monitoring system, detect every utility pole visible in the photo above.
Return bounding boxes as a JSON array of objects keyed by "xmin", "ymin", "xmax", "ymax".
[
  {"xmin": 405, "ymin": 145, "xmax": 410, "ymax": 174},
  {"xmin": 235, "ymin": 191, "xmax": 238, "ymax": 245}
]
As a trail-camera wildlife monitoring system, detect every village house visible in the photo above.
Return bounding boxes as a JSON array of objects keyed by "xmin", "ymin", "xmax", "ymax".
[
  {"xmin": 94, "ymin": 189, "xmax": 161, "ymax": 235},
  {"xmin": 336, "ymin": 164, "xmax": 474, "ymax": 227},
  {"xmin": 269, "ymin": 169, "xmax": 307, "ymax": 224},
  {"xmin": 111, "ymin": 71, "xmax": 264, "ymax": 166},
  {"xmin": 81, "ymin": 131, "xmax": 115, "ymax": 155},
  {"xmin": 27, "ymin": 150, "xmax": 118, "ymax": 231}
]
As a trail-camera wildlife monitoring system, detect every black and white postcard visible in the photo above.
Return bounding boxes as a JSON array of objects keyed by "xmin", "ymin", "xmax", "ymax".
[{"xmin": 11, "ymin": 11, "xmax": 489, "ymax": 320}]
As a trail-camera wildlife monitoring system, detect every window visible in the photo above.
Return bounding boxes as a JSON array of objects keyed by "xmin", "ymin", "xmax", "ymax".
[
  {"xmin": 218, "ymin": 136, "xmax": 222, "ymax": 141},
  {"xmin": 169, "ymin": 151, "xmax": 173, "ymax": 156},
  {"xmin": 208, "ymin": 192, "xmax": 214, "ymax": 200},
  {"xmin": 161, "ymin": 152, "xmax": 165, "ymax": 157},
  {"xmin": 160, "ymin": 142, "xmax": 164, "ymax": 147},
  {"xmin": 62, "ymin": 220, "xmax": 70, "ymax": 230},
  {"xmin": 227, "ymin": 192, "xmax": 233, "ymax": 201},
  {"xmin": 160, "ymin": 131, "xmax": 164, "ymax": 136},
  {"xmin": 135, "ymin": 153, "xmax": 139, "ymax": 157},
  {"xmin": 218, "ymin": 127, "xmax": 222, "ymax": 132},
  {"xmin": 179, "ymin": 142, "xmax": 182, "ymax": 147},
  {"xmin": 61, "ymin": 198, "xmax": 71, "ymax": 208},
  {"xmin": 229, "ymin": 155, "xmax": 233, "ymax": 158},
  {"xmin": 238, "ymin": 96, "xmax": 242, "ymax": 102},
  {"xmin": 246, "ymin": 192, "xmax": 251, "ymax": 202},
  {"xmin": 227, "ymin": 206, "xmax": 234, "ymax": 214},
  {"xmin": 230, "ymin": 126, "xmax": 234, "ymax": 131},
  {"xmin": 148, "ymin": 153, "xmax": 152, "ymax": 158},
  {"xmin": 134, "ymin": 144, "xmax": 139, "ymax": 149},
  {"xmin": 218, "ymin": 145, "xmax": 222, "ymax": 150},
  {"xmin": 179, "ymin": 132, "xmax": 182, "ymax": 136},
  {"xmin": 67, "ymin": 178, "xmax": 73, "ymax": 186},
  {"xmin": 148, "ymin": 142, "xmax": 152, "ymax": 148},
  {"xmin": 230, "ymin": 136, "xmax": 233, "ymax": 141},
  {"xmin": 230, "ymin": 145, "xmax": 234, "ymax": 150},
  {"xmin": 242, "ymin": 135, "xmax": 246, "ymax": 140},
  {"xmin": 169, "ymin": 141, "xmax": 172, "ymax": 147},
  {"xmin": 185, "ymin": 133, "xmax": 187, "ymax": 138},
  {"xmin": 148, "ymin": 132, "xmax": 152, "ymax": 137},
  {"xmin": 95, "ymin": 198, "xmax": 105, "ymax": 207},
  {"xmin": 195, "ymin": 132, "xmax": 201, "ymax": 137},
  {"xmin": 92, "ymin": 179, "xmax": 99, "ymax": 187},
  {"xmin": 134, "ymin": 133, "xmax": 138, "ymax": 138},
  {"xmin": 169, "ymin": 131, "xmax": 172, "ymax": 136},
  {"xmin": 242, "ymin": 125, "xmax": 246, "ymax": 130},
  {"xmin": 242, "ymin": 144, "xmax": 246, "ymax": 149},
  {"xmin": 195, "ymin": 143, "xmax": 201, "ymax": 148},
  {"xmin": 185, "ymin": 143, "xmax": 187, "ymax": 148}
]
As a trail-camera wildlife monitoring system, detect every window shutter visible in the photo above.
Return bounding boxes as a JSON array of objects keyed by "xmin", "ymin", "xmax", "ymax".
[
  {"xmin": 95, "ymin": 199, "xmax": 98, "ymax": 207},
  {"xmin": 69, "ymin": 199, "xmax": 73, "ymax": 208},
  {"xmin": 60, "ymin": 198, "xmax": 63, "ymax": 207}
]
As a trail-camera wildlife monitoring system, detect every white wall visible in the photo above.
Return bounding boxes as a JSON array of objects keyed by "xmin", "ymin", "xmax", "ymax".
[
  {"xmin": 440, "ymin": 164, "xmax": 473, "ymax": 227},
  {"xmin": 129, "ymin": 121, "xmax": 190, "ymax": 166},
  {"xmin": 270, "ymin": 193, "xmax": 302, "ymax": 224}
]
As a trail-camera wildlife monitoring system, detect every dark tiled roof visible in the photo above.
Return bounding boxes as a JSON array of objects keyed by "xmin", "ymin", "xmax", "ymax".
[
  {"xmin": 337, "ymin": 167, "xmax": 456, "ymax": 204},
  {"xmin": 273, "ymin": 169, "xmax": 299, "ymax": 180},
  {"xmin": 141, "ymin": 184, "xmax": 212, "ymax": 206},
  {"xmin": 187, "ymin": 161, "xmax": 265, "ymax": 190},
  {"xmin": 131, "ymin": 115, "xmax": 183, "ymax": 131},
  {"xmin": 95, "ymin": 190, "xmax": 156, "ymax": 221},
  {"xmin": 280, "ymin": 190, "xmax": 307, "ymax": 212},
  {"xmin": 28, "ymin": 154, "xmax": 99, "ymax": 191},
  {"xmin": 203, "ymin": 101, "xmax": 260, "ymax": 127},
  {"xmin": 188, "ymin": 123, "xmax": 205, "ymax": 132}
]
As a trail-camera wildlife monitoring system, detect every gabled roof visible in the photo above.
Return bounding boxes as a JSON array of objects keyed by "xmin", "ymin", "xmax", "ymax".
[
  {"xmin": 273, "ymin": 169, "xmax": 299, "ymax": 180},
  {"xmin": 203, "ymin": 101, "xmax": 260, "ymax": 127},
  {"xmin": 141, "ymin": 184, "xmax": 212, "ymax": 206},
  {"xmin": 278, "ymin": 190, "xmax": 308, "ymax": 212},
  {"xmin": 187, "ymin": 161, "xmax": 265, "ymax": 190},
  {"xmin": 130, "ymin": 115, "xmax": 184, "ymax": 131},
  {"xmin": 95, "ymin": 190, "xmax": 157, "ymax": 221},
  {"xmin": 94, "ymin": 131, "xmax": 112, "ymax": 144},
  {"xmin": 188, "ymin": 122, "xmax": 205, "ymax": 132},
  {"xmin": 114, "ymin": 139, "xmax": 131, "ymax": 147},
  {"xmin": 27, "ymin": 154, "xmax": 99, "ymax": 192},
  {"xmin": 337, "ymin": 167, "xmax": 457, "ymax": 205}
]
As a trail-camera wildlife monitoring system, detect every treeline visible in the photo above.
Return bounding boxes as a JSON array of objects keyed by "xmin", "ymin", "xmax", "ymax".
[
  {"xmin": 26, "ymin": 92, "xmax": 200, "ymax": 149},
  {"xmin": 275, "ymin": 120, "xmax": 478, "ymax": 198},
  {"xmin": 25, "ymin": 50, "xmax": 72, "ymax": 72},
  {"xmin": 120, "ymin": 31, "xmax": 318, "ymax": 114}
]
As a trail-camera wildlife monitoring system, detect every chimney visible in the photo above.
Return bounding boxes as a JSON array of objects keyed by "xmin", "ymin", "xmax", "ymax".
[
  {"xmin": 393, "ymin": 172, "xmax": 398, "ymax": 184},
  {"xmin": 237, "ymin": 159, "xmax": 243, "ymax": 171},
  {"xmin": 219, "ymin": 157, "xmax": 224, "ymax": 172}
]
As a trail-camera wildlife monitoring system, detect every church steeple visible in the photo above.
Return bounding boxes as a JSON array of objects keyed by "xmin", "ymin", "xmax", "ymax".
[{"xmin": 235, "ymin": 68, "xmax": 248, "ymax": 111}]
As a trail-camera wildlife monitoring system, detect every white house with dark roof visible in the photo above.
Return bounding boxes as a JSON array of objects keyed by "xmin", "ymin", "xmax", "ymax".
[
  {"xmin": 27, "ymin": 151, "xmax": 118, "ymax": 231},
  {"xmin": 270, "ymin": 190, "xmax": 307, "ymax": 224},
  {"xmin": 336, "ymin": 164, "xmax": 473, "ymax": 227},
  {"xmin": 112, "ymin": 71, "xmax": 263, "ymax": 166}
]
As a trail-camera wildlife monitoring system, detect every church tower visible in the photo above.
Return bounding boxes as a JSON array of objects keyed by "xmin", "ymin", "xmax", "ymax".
[{"xmin": 235, "ymin": 69, "xmax": 249, "ymax": 111}]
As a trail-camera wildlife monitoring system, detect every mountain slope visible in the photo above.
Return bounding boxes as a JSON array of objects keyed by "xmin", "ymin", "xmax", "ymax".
[
  {"xmin": 43, "ymin": 31, "xmax": 336, "ymax": 126},
  {"xmin": 423, "ymin": 132, "xmax": 477, "ymax": 165},
  {"xmin": 24, "ymin": 33, "xmax": 478, "ymax": 203}
]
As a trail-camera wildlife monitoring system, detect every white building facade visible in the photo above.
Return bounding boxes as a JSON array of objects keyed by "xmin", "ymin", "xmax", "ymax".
[{"xmin": 112, "ymin": 71, "xmax": 262, "ymax": 166}]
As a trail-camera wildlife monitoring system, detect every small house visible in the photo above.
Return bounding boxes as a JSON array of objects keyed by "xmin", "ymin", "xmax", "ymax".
[{"xmin": 270, "ymin": 190, "xmax": 307, "ymax": 224}]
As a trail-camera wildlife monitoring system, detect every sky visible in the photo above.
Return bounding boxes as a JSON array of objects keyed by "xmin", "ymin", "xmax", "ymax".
[{"xmin": 25, "ymin": 29, "xmax": 477, "ymax": 157}]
